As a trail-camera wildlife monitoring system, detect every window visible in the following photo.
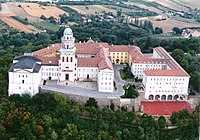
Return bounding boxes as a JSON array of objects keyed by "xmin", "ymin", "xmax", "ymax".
[
  {"xmin": 66, "ymin": 57, "xmax": 68, "ymax": 62},
  {"xmin": 22, "ymin": 80, "xmax": 24, "ymax": 84},
  {"xmin": 62, "ymin": 57, "xmax": 64, "ymax": 62}
]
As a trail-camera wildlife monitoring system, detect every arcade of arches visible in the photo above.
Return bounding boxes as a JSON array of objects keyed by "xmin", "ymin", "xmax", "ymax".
[{"xmin": 148, "ymin": 94, "xmax": 186, "ymax": 101}]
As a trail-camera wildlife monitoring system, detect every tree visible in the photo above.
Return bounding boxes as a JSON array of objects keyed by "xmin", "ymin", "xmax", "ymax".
[
  {"xmin": 158, "ymin": 116, "xmax": 167, "ymax": 129},
  {"xmin": 40, "ymin": 15, "xmax": 47, "ymax": 20},
  {"xmin": 172, "ymin": 27, "xmax": 182, "ymax": 35},
  {"xmin": 86, "ymin": 98, "xmax": 98, "ymax": 108},
  {"xmin": 110, "ymin": 102, "xmax": 115, "ymax": 111},
  {"xmin": 51, "ymin": 130, "xmax": 58, "ymax": 140},
  {"xmin": 60, "ymin": 13, "xmax": 68, "ymax": 24},
  {"xmin": 121, "ymin": 84, "xmax": 139, "ymax": 98},
  {"xmin": 154, "ymin": 27, "xmax": 163, "ymax": 34},
  {"xmin": 61, "ymin": 124, "xmax": 79, "ymax": 140}
]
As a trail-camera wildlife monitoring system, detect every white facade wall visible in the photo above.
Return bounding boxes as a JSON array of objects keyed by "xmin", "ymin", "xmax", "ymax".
[
  {"xmin": 8, "ymin": 70, "xmax": 41, "ymax": 96},
  {"xmin": 142, "ymin": 73, "xmax": 189, "ymax": 100},
  {"xmin": 41, "ymin": 65, "xmax": 59, "ymax": 80},
  {"xmin": 59, "ymin": 51, "xmax": 78, "ymax": 83},
  {"xmin": 77, "ymin": 67, "xmax": 98, "ymax": 81},
  {"xmin": 98, "ymin": 69, "xmax": 114, "ymax": 92},
  {"xmin": 131, "ymin": 63, "xmax": 167, "ymax": 79}
]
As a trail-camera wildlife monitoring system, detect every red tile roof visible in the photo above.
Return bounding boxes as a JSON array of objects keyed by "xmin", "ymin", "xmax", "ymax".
[
  {"xmin": 75, "ymin": 43, "xmax": 101, "ymax": 55},
  {"xmin": 141, "ymin": 101, "xmax": 193, "ymax": 116},
  {"xmin": 144, "ymin": 47, "xmax": 189, "ymax": 77},
  {"xmin": 36, "ymin": 56, "xmax": 59, "ymax": 65},
  {"xmin": 31, "ymin": 39, "xmax": 189, "ymax": 77},
  {"xmin": 33, "ymin": 43, "xmax": 60, "ymax": 56},
  {"xmin": 109, "ymin": 45, "xmax": 131, "ymax": 52},
  {"xmin": 77, "ymin": 57, "xmax": 101, "ymax": 67},
  {"xmin": 144, "ymin": 69, "xmax": 189, "ymax": 77}
]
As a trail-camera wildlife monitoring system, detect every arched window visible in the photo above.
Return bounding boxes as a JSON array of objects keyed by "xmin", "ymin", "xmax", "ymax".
[
  {"xmin": 167, "ymin": 95, "xmax": 172, "ymax": 100},
  {"xmin": 155, "ymin": 95, "xmax": 160, "ymax": 100},
  {"xmin": 174, "ymin": 95, "xmax": 179, "ymax": 100},
  {"xmin": 161, "ymin": 95, "xmax": 166, "ymax": 100},
  {"xmin": 148, "ymin": 95, "xmax": 154, "ymax": 100}
]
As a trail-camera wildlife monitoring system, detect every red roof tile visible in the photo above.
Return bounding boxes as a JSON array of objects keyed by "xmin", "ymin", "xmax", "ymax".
[
  {"xmin": 36, "ymin": 56, "xmax": 59, "ymax": 65},
  {"xmin": 141, "ymin": 101, "xmax": 193, "ymax": 116},
  {"xmin": 77, "ymin": 57, "xmax": 101, "ymax": 67},
  {"xmin": 144, "ymin": 69, "xmax": 189, "ymax": 77},
  {"xmin": 33, "ymin": 43, "xmax": 60, "ymax": 56}
]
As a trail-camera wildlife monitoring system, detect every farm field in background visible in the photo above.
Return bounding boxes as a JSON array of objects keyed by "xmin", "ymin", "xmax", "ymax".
[
  {"xmin": 175, "ymin": 0, "xmax": 200, "ymax": 9},
  {"xmin": 20, "ymin": 3, "xmax": 68, "ymax": 19},
  {"xmin": 67, "ymin": 5, "xmax": 117, "ymax": 15},
  {"xmin": 6, "ymin": 2, "xmax": 41, "ymax": 22},
  {"xmin": 143, "ymin": 17, "xmax": 200, "ymax": 33},
  {"xmin": 124, "ymin": 2, "xmax": 163, "ymax": 14},
  {"xmin": 33, "ymin": 21, "xmax": 60, "ymax": 32},
  {"xmin": 145, "ymin": 0, "xmax": 188, "ymax": 11},
  {"xmin": 106, "ymin": 5, "xmax": 138, "ymax": 13},
  {"xmin": 0, "ymin": 17, "xmax": 36, "ymax": 33},
  {"xmin": 0, "ymin": 3, "xmax": 17, "ymax": 17}
]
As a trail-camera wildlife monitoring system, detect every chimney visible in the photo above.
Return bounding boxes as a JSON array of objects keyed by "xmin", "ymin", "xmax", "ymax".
[
  {"xmin": 111, "ymin": 44, "xmax": 113, "ymax": 46},
  {"xmin": 52, "ymin": 44, "xmax": 54, "ymax": 47},
  {"xmin": 79, "ymin": 41, "xmax": 81, "ymax": 44},
  {"xmin": 47, "ymin": 47, "xmax": 49, "ymax": 49}
]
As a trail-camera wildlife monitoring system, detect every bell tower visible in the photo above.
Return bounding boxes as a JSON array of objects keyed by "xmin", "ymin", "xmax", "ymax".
[{"xmin": 58, "ymin": 27, "xmax": 77, "ymax": 85}]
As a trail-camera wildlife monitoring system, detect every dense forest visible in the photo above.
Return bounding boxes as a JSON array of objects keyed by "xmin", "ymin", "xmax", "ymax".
[{"xmin": 0, "ymin": 92, "xmax": 199, "ymax": 140}]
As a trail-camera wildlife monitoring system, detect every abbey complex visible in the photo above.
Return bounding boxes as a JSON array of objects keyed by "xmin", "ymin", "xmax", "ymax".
[{"xmin": 8, "ymin": 27, "xmax": 189, "ymax": 101}]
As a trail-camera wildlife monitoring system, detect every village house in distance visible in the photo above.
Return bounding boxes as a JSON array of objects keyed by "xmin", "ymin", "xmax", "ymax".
[{"xmin": 8, "ymin": 27, "xmax": 190, "ymax": 101}]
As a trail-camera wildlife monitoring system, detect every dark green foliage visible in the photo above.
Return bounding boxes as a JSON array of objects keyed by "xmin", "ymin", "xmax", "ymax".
[
  {"xmin": 11, "ymin": 16, "xmax": 29, "ymax": 25},
  {"xmin": 121, "ymin": 84, "xmax": 139, "ymax": 98},
  {"xmin": 0, "ymin": 93, "xmax": 198, "ymax": 139},
  {"xmin": 120, "ymin": 64, "xmax": 134, "ymax": 80},
  {"xmin": 86, "ymin": 97, "xmax": 98, "ymax": 108},
  {"xmin": 60, "ymin": 13, "xmax": 68, "ymax": 24},
  {"xmin": 40, "ymin": 15, "xmax": 47, "ymax": 20},
  {"xmin": 154, "ymin": 27, "xmax": 163, "ymax": 34},
  {"xmin": 172, "ymin": 27, "xmax": 182, "ymax": 35}
]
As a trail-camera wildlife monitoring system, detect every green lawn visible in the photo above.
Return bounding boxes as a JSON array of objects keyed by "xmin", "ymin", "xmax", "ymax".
[{"xmin": 33, "ymin": 21, "xmax": 60, "ymax": 32}]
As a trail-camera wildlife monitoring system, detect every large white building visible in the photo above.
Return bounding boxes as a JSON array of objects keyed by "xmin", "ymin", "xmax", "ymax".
[
  {"xmin": 8, "ymin": 28, "xmax": 114, "ymax": 96},
  {"xmin": 8, "ymin": 27, "xmax": 190, "ymax": 101}
]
